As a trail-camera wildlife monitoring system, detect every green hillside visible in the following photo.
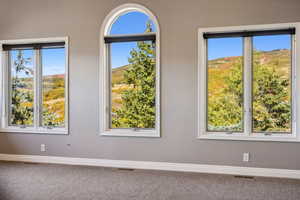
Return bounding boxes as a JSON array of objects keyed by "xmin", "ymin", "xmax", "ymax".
[
  {"xmin": 112, "ymin": 65, "xmax": 129, "ymax": 84},
  {"xmin": 208, "ymin": 49, "xmax": 290, "ymax": 96},
  {"xmin": 45, "ymin": 48, "xmax": 288, "ymax": 131},
  {"xmin": 209, "ymin": 49, "xmax": 290, "ymax": 71},
  {"xmin": 207, "ymin": 48, "xmax": 291, "ymax": 132},
  {"xmin": 13, "ymin": 74, "xmax": 65, "ymax": 126},
  {"xmin": 112, "ymin": 49, "xmax": 290, "ymax": 86},
  {"xmin": 110, "ymin": 48, "xmax": 291, "ymax": 132}
]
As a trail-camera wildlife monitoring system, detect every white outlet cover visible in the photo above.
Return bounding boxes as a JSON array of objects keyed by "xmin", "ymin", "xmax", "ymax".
[
  {"xmin": 41, "ymin": 144, "xmax": 46, "ymax": 152},
  {"xmin": 243, "ymin": 153, "xmax": 250, "ymax": 162}
]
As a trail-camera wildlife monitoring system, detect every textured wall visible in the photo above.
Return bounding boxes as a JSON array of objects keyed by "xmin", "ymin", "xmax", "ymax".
[{"xmin": 0, "ymin": 0, "xmax": 300, "ymax": 169}]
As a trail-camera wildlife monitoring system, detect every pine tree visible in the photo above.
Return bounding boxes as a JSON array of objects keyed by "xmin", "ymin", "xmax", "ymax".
[
  {"xmin": 11, "ymin": 50, "xmax": 61, "ymax": 127},
  {"xmin": 11, "ymin": 50, "xmax": 34, "ymax": 125},
  {"xmin": 252, "ymin": 51, "xmax": 291, "ymax": 132},
  {"xmin": 112, "ymin": 22, "xmax": 156, "ymax": 128},
  {"xmin": 208, "ymin": 50, "xmax": 291, "ymax": 132}
]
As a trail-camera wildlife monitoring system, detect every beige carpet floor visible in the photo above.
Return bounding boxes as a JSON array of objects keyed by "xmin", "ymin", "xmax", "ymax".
[{"xmin": 0, "ymin": 161, "xmax": 300, "ymax": 200}]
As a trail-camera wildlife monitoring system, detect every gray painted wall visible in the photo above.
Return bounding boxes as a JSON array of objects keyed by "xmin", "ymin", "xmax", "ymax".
[{"xmin": 0, "ymin": 0, "xmax": 300, "ymax": 170}]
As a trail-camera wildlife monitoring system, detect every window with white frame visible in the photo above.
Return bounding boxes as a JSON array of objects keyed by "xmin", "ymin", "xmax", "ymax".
[
  {"xmin": 198, "ymin": 23, "xmax": 300, "ymax": 142},
  {"xmin": 99, "ymin": 4, "xmax": 160, "ymax": 137},
  {"xmin": 0, "ymin": 38, "xmax": 68, "ymax": 134}
]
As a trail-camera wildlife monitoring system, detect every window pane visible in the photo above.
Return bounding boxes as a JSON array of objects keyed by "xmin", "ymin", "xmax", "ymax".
[
  {"xmin": 41, "ymin": 48, "xmax": 65, "ymax": 127},
  {"xmin": 9, "ymin": 49, "xmax": 34, "ymax": 126},
  {"xmin": 110, "ymin": 41, "xmax": 156, "ymax": 129},
  {"xmin": 109, "ymin": 11, "xmax": 156, "ymax": 35},
  {"xmin": 252, "ymin": 35, "xmax": 292, "ymax": 133},
  {"xmin": 207, "ymin": 37, "xmax": 243, "ymax": 132}
]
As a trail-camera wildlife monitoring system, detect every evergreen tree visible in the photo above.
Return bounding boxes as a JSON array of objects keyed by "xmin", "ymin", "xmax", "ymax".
[
  {"xmin": 11, "ymin": 50, "xmax": 34, "ymax": 125},
  {"xmin": 112, "ymin": 22, "xmax": 156, "ymax": 128},
  {"xmin": 208, "ymin": 58, "xmax": 243, "ymax": 131},
  {"xmin": 252, "ymin": 51, "xmax": 291, "ymax": 132},
  {"xmin": 208, "ymin": 50, "xmax": 291, "ymax": 132},
  {"xmin": 11, "ymin": 50, "xmax": 61, "ymax": 127}
]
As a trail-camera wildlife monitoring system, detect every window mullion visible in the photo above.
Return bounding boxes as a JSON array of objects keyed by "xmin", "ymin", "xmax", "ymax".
[
  {"xmin": 291, "ymin": 34, "xmax": 297, "ymax": 137},
  {"xmin": 106, "ymin": 43, "xmax": 112, "ymax": 130},
  {"xmin": 34, "ymin": 49, "xmax": 42, "ymax": 129},
  {"xmin": 243, "ymin": 37, "xmax": 252, "ymax": 136},
  {"xmin": 2, "ymin": 51, "xmax": 9, "ymax": 128}
]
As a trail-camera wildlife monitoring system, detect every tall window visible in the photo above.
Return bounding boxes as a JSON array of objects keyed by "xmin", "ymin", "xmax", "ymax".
[
  {"xmin": 0, "ymin": 38, "xmax": 68, "ymax": 134},
  {"xmin": 100, "ymin": 4, "xmax": 160, "ymax": 137},
  {"xmin": 252, "ymin": 35, "xmax": 292, "ymax": 133},
  {"xmin": 199, "ymin": 23, "xmax": 300, "ymax": 142},
  {"xmin": 207, "ymin": 37, "xmax": 244, "ymax": 132}
]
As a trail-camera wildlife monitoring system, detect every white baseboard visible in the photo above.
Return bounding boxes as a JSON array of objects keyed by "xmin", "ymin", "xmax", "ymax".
[{"xmin": 0, "ymin": 153, "xmax": 299, "ymax": 179}]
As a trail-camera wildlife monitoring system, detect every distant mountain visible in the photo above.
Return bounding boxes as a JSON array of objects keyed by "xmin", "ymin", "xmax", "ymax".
[
  {"xmin": 43, "ymin": 74, "xmax": 65, "ymax": 79},
  {"xmin": 209, "ymin": 49, "xmax": 290, "ymax": 70},
  {"xmin": 111, "ymin": 49, "xmax": 291, "ymax": 85},
  {"xmin": 20, "ymin": 74, "xmax": 65, "ymax": 82},
  {"xmin": 112, "ymin": 65, "xmax": 129, "ymax": 84},
  {"xmin": 207, "ymin": 49, "xmax": 291, "ymax": 97}
]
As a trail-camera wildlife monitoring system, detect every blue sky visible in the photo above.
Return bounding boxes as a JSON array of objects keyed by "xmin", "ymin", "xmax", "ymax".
[
  {"xmin": 111, "ymin": 12, "xmax": 291, "ymax": 65},
  {"xmin": 110, "ymin": 12, "xmax": 156, "ymax": 68},
  {"xmin": 41, "ymin": 48, "xmax": 65, "ymax": 75},
  {"xmin": 253, "ymin": 35, "xmax": 291, "ymax": 52},
  {"xmin": 11, "ymin": 11, "xmax": 155, "ymax": 74},
  {"xmin": 208, "ymin": 35, "xmax": 291, "ymax": 60},
  {"xmin": 110, "ymin": 11, "xmax": 156, "ymax": 35},
  {"xmin": 11, "ymin": 48, "xmax": 65, "ymax": 76},
  {"xmin": 208, "ymin": 38, "xmax": 243, "ymax": 60},
  {"xmin": 11, "ymin": 13, "xmax": 292, "ymax": 73}
]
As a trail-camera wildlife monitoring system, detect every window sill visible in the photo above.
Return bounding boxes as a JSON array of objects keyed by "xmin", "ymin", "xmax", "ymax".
[
  {"xmin": 100, "ymin": 129, "xmax": 160, "ymax": 138},
  {"xmin": 0, "ymin": 127, "xmax": 68, "ymax": 135},
  {"xmin": 198, "ymin": 133, "xmax": 300, "ymax": 142}
]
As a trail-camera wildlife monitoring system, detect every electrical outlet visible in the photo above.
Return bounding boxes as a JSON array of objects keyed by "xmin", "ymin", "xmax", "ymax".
[
  {"xmin": 243, "ymin": 152, "xmax": 250, "ymax": 162},
  {"xmin": 41, "ymin": 144, "xmax": 46, "ymax": 152}
]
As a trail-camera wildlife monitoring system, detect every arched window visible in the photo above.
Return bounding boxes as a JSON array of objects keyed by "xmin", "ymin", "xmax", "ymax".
[{"xmin": 99, "ymin": 4, "xmax": 160, "ymax": 137}]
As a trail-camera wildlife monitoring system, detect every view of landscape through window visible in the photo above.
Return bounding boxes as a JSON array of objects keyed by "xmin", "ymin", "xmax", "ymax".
[
  {"xmin": 207, "ymin": 34, "xmax": 292, "ymax": 133},
  {"xmin": 10, "ymin": 50, "xmax": 34, "ymax": 126},
  {"xmin": 207, "ymin": 37, "xmax": 244, "ymax": 132},
  {"xmin": 252, "ymin": 35, "xmax": 291, "ymax": 133},
  {"xmin": 109, "ymin": 11, "xmax": 156, "ymax": 129},
  {"xmin": 9, "ymin": 47, "xmax": 65, "ymax": 128},
  {"xmin": 9, "ymin": 14, "xmax": 290, "ymax": 134},
  {"xmin": 41, "ymin": 48, "xmax": 65, "ymax": 127}
]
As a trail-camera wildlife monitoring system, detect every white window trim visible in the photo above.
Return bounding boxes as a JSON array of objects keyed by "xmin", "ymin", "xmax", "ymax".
[
  {"xmin": 99, "ymin": 3, "xmax": 160, "ymax": 137},
  {"xmin": 198, "ymin": 22, "xmax": 300, "ymax": 142},
  {"xmin": 0, "ymin": 37, "xmax": 69, "ymax": 135}
]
